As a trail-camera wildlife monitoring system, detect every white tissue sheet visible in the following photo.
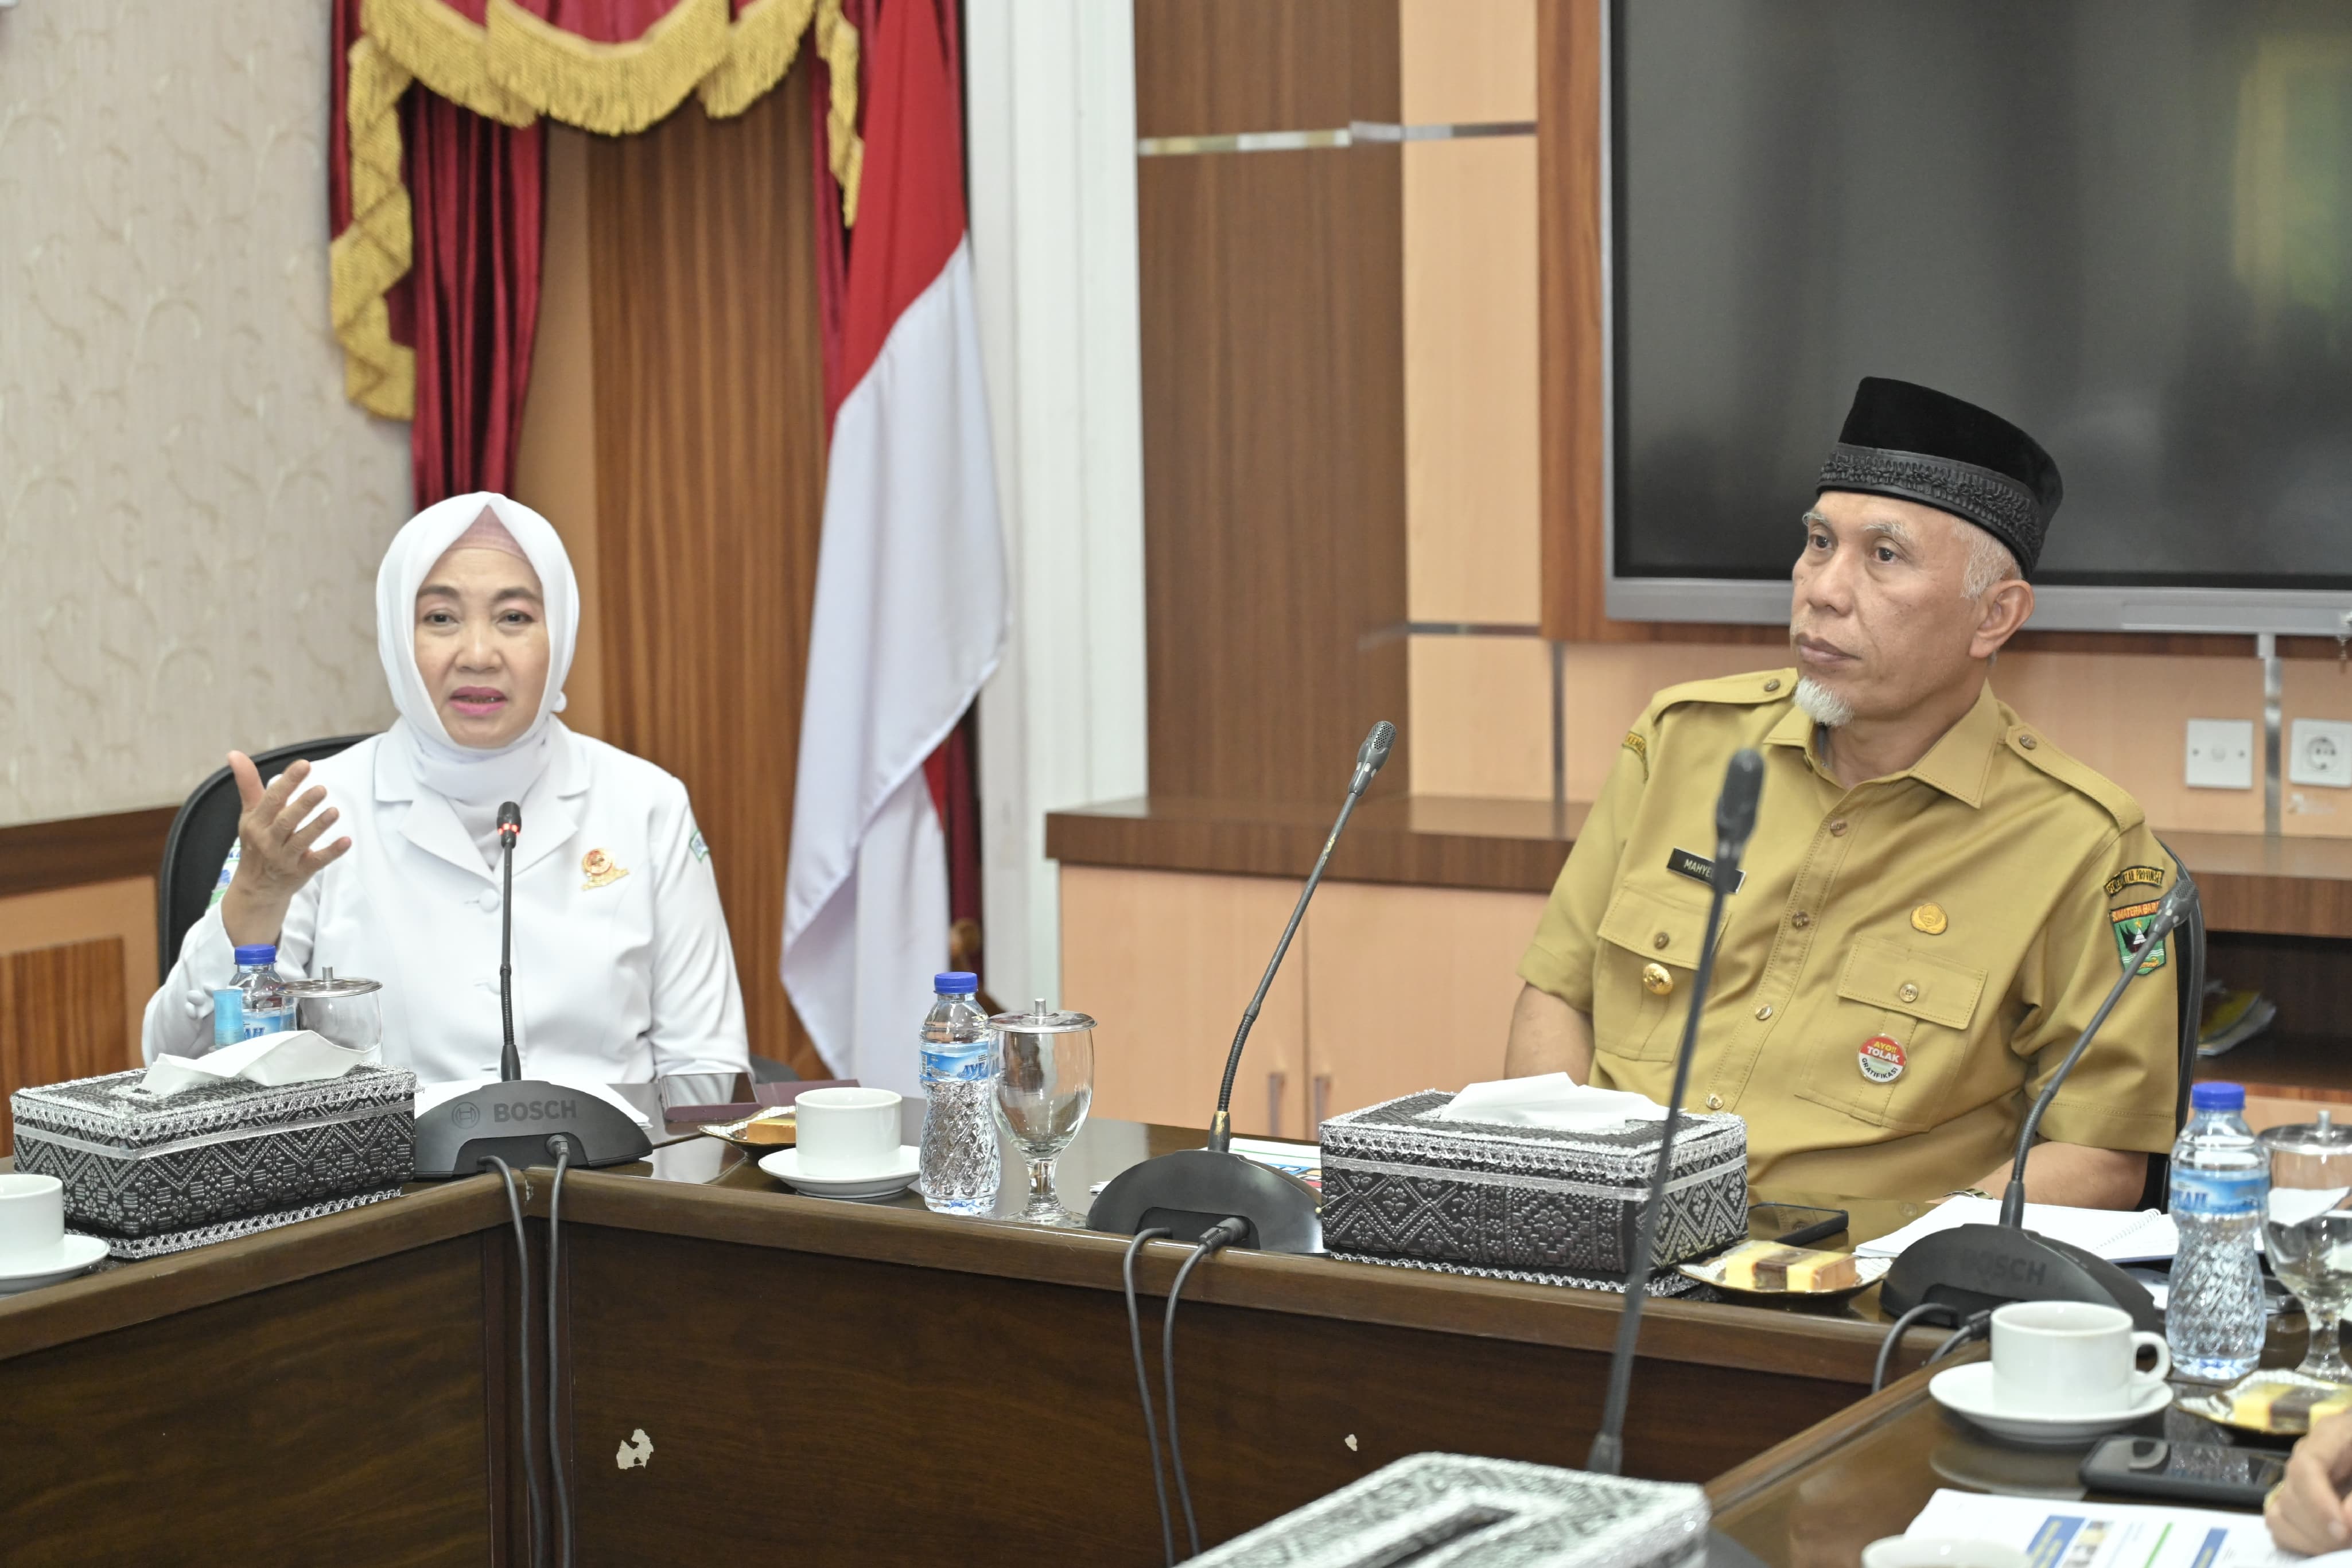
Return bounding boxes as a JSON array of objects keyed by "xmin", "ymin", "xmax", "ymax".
[
  {"xmin": 141, "ymin": 1031, "xmax": 368, "ymax": 1095},
  {"xmin": 1430, "ymin": 1073, "xmax": 1671, "ymax": 1131}
]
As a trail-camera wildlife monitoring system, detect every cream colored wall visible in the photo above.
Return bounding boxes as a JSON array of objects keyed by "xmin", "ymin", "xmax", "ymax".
[
  {"xmin": 0, "ymin": 2, "xmax": 411, "ymax": 828},
  {"xmin": 1396, "ymin": 2, "xmax": 2352, "ymax": 841}
]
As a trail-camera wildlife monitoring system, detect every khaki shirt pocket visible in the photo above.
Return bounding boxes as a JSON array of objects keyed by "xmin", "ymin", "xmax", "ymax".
[
  {"xmin": 1795, "ymin": 937, "xmax": 1989, "ymax": 1133},
  {"xmin": 1592, "ymin": 882, "xmax": 1717, "ymax": 1065}
]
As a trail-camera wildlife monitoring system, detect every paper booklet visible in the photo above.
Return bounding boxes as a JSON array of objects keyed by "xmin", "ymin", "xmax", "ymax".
[
  {"xmin": 1855, "ymin": 1195, "xmax": 2180, "ymax": 1264},
  {"xmin": 1907, "ymin": 1488, "xmax": 2295, "ymax": 1568}
]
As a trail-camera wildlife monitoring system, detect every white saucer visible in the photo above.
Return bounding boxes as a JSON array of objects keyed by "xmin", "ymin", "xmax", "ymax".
[
  {"xmin": 759, "ymin": 1146, "xmax": 920, "ymax": 1202},
  {"xmin": 1929, "ymin": 1361, "xmax": 2172, "ymax": 1448},
  {"xmin": 0, "ymin": 1234, "xmax": 110, "ymax": 1295}
]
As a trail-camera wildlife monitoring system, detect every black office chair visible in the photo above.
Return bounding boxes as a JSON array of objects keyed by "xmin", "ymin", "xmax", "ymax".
[
  {"xmin": 2136, "ymin": 843, "xmax": 2207, "ymax": 1212},
  {"xmin": 156, "ymin": 735, "xmax": 372, "ymax": 975}
]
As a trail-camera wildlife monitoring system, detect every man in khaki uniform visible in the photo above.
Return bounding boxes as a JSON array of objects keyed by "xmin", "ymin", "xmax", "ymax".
[{"xmin": 1507, "ymin": 378, "xmax": 2180, "ymax": 1206}]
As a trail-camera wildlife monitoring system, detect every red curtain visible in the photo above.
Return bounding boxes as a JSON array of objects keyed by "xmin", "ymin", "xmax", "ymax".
[
  {"xmin": 403, "ymin": 93, "xmax": 545, "ymax": 506},
  {"xmin": 330, "ymin": 1, "xmax": 545, "ymax": 507}
]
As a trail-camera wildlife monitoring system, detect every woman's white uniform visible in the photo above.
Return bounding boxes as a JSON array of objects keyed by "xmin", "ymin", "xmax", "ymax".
[{"xmin": 142, "ymin": 493, "xmax": 750, "ymax": 1088}]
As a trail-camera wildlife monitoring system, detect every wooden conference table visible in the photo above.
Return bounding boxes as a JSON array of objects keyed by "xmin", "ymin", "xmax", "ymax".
[{"xmin": 0, "ymin": 1099, "xmax": 2004, "ymax": 1566}]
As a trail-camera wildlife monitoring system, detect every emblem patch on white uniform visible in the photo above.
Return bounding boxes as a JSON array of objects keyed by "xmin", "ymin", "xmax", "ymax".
[
  {"xmin": 688, "ymin": 828, "xmax": 710, "ymax": 863},
  {"xmin": 581, "ymin": 848, "xmax": 629, "ymax": 890}
]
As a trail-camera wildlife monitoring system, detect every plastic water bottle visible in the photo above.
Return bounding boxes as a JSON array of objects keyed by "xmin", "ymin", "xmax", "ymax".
[
  {"xmin": 212, "ymin": 944, "xmax": 296, "ymax": 1049},
  {"xmin": 2167, "ymin": 1080, "xmax": 2268, "ymax": 1382},
  {"xmin": 918, "ymin": 972, "xmax": 1001, "ymax": 1215}
]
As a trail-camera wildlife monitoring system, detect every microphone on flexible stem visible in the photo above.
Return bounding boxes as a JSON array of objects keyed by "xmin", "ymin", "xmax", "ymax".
[
  {"xmin": 410, "ymin": 800, "xmax": 654, "ymax": 1177},
  {"xmin": 1880, "ymin": 875, "xmax": 2196, "ymax": 1334},
  {"xmin": 1088, "ymin": 721, "xmax": 1396, "ymax": 1253},
  {"xmin": 1586, "ymin": 750, "xmax": 1762, "ymax": 1479},
  {"xmin": 497, "ymin": 801, "xmax": 522, "ymax": 1083}
]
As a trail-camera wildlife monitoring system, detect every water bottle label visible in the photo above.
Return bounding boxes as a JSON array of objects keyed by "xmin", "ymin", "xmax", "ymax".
[
  {"xmin": 2171, "ymin": 1168, "xmax": 2265, "ymax": 1217},
  {"xmin": 212, "ymin": 990, "xmax": 245, "ymax": 1049},
  {"xmin": 922, "ymin": 1043, "xmax": 993, "ymax": 1082},
  {"xmin": 240, "ymin": 1005, "xmax": 296, "ymax": 1041}
]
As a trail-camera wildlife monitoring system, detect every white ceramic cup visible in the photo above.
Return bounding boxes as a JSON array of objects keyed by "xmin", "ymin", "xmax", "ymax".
[
  {"xmin": 793, "ymin": 1088, "xmax": 903, "ymax": 1178},
  {"xmin": 0, "ymin": 1173, "xmax": 67, "ymax": 1271},
  {"xmin": 1861, "ymin": 1538, "xmax": 2030, "ymax": 1568},
  {"xmin": 1990, "ymin": 1299, "xmax": 2171, "ymax": 1415}
]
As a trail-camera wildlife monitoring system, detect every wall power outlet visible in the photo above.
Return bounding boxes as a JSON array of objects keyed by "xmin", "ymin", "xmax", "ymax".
[
  {"xmin": 2289, "ymin": 718, "xmax": 2352, "ymax": 789},
  {"xmin": 2184, "ymin": 719, "xmax": 2255, "ymax": 790}
]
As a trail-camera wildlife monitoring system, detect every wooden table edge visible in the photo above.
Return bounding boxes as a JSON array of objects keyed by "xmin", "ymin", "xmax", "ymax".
[
  {"xmin": 1705, "ymin": 1353, "xmax": 1973, "ymax": 1518},
  {"xmin": 0, "ymin": 1174, "xmax": 511, "ymax": 1363}
]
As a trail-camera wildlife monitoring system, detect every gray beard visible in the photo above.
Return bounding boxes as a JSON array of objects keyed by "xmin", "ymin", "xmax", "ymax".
[{"xmin": 1793, "ymin": 676, "xmax": 1855, "ymax": 729}]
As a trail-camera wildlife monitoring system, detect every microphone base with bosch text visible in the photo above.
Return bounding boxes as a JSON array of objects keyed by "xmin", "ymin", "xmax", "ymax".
[
  {"xmin": 412, "ymin": 1080, "xmax": 653, "ymax": 1178},
  {"xmin": 1880, "ymin": 1221, "xmax": 2162, "ymax": 1334}
]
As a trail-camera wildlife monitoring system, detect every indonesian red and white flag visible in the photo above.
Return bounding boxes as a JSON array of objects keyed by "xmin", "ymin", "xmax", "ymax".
[{"xmin": 782, "ymin": 0, "xmax": 1005, "ymax": 1096}]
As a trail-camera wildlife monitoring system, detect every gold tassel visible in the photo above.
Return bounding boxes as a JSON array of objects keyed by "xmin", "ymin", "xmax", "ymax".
[
  {"xmin": 361, "ymin": 0, "xmax": 539, "ymax": 127},
  {"xmin": 331, "ymin": 36, "xmax": 418, "ymax": 421},
  {"xmin": 812, "ymin": 0, "xmax": 863, "ymax": 224},
  {"xmin": 484, "ymin": 0, "xmax": 730, "ymax": 138},
  {"xmin": 697, "ymin": 0, "xmax": 818, "ymax": 119}
]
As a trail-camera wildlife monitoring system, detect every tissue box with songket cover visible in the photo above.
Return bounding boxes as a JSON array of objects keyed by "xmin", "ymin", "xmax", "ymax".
[
  {"xmin": 1318, "ymin": 1090, "xmax": 1747, "ymax": 1293},
  {"xmin": 9, "ymin": 1065, "xmax": 416, "ymax": 1259}
]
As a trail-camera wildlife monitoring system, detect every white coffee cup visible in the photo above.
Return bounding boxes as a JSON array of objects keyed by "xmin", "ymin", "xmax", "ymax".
[
  {"xmin": 794, "ymin": 1088, "xmax": 903, "ymax": 1178},
  {"xmin": 1990, "ymin": 1299, "xmax": 2170, "ymax": 1415},
  {"xmin": 0, "ymin": 1173, "xmax": 67, "ymax": 1270}
]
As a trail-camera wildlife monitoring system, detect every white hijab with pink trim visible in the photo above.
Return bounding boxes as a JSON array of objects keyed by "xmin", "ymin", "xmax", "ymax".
[{"xmin": 374, "ymin": 491, "xmax": 580, "ymax": 808}]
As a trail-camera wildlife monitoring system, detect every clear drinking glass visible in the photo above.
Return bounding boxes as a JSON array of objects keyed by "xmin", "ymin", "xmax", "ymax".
[
  {"xmin": 284, "ymin": 968, "xmax": 383, "ymax": 1065},
  {"xmin": 990, "ymin": 1000, "xmax": 1095, "ymax": 1227},
  {"xmin": 2262, "ymin": 1115, "xmax": 2352, "ymax": 1383}
]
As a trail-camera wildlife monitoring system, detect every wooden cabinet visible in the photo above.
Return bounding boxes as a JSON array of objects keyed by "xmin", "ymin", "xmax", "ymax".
[{"xmin": 1058, "ymin": 866, "xmax": 1546, "ymax": 1136}]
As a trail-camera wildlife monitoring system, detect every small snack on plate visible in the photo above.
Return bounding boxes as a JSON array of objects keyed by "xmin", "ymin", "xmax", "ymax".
[
  {"xmin": 699, "ymin": 1106, "xmax": 796, "ymax": 1147},
  {"xmin": 1715, "ymin": 1239, "xmax": 1860, "ymax": 1292},
  {"xmin": 2227, "ymin": 1380, "xmax": 2352, "ymax": 1433}
]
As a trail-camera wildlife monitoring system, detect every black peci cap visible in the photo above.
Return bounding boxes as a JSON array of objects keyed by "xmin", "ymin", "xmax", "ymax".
[{"xmin": 1815, "ymin": 377, "xmax": 2062, "ymax": 578}]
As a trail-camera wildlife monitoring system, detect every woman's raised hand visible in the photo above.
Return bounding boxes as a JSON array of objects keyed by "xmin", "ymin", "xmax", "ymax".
[{"xmin": 217, "ymin": 753, "xmax": 353, "ymax": 947}]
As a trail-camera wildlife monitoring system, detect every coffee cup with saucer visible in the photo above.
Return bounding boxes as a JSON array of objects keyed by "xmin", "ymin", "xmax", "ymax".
[
  {"xmin": 0, "ymin": 1173, "xmax": 108, "ymax": 1295},
  {"xmin": 1930, "ymin": 1301, "xmax": 2173, "ymax": 1447},
  {"xmin": 759, "ymin": 1088, "xmax": 920, "ymax": 1201}
]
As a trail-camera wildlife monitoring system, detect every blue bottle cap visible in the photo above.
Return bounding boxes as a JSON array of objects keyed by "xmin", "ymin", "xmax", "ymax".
[
  {"xmin": 232, "ymin": 944, "xmax": 278, "ymax": 966},
  {"xmin": 2190, "ymin": 1081, "xmax": 2245, "ymax": 1112},
  {"xmin": 933, "ymin": 972, "xmax": 978, "ymax": 995}
]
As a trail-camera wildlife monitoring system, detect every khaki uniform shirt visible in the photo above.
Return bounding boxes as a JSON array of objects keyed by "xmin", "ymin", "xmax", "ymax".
[{"xmin": 1518, "ymin": 670, "xmax": 2182, "ymax": 1199}]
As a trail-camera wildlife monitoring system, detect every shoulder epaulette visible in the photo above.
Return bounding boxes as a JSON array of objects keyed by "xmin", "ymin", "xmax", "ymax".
[
  {"xmin": 1648, "ymin": 668, "xmax": 1798, "ymax": 721},
  {"xmin": 2004, "ymin": 724, "xmax": 2144, "ymax": 833}
]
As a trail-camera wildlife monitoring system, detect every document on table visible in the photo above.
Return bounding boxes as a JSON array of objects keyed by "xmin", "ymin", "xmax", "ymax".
[
  {"xmin": 1856, "ymin": 1196, "xmax": 2179, "ymax": 1263},
  {"xmin": 1906, "ymin": 1488, "xmax": 2292, "ymax": 1568}
]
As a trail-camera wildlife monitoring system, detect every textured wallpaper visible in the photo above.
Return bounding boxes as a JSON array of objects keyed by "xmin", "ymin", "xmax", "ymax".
[{"xmin": 0, "ymin": 2, "xmax": 410, "ymax": 827}]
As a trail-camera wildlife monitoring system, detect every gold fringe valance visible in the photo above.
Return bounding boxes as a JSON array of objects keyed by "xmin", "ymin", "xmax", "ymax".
[
  {"xmin": 336, "ymin": 0, "xmax": 865, "ymax": 418},
  {"xmin": 331, "ymin": 36, "xmax": 419, "ymax": 421}
]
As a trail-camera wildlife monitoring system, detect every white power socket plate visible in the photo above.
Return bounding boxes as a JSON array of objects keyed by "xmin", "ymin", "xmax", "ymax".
[
  {"xmin": 2185, "ymin": 719, "xmax": 2256, "ymax": 789},
  {"xmin": 2289, "ymin": 718, "xmax": 2352, "ymax": 789}
]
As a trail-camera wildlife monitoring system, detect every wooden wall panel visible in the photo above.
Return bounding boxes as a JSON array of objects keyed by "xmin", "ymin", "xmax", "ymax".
[
  {"xmin": 0, "ymin": 936, "xmax": 129, "ymax": 1155},
  {"xmin": 1137, "ymin": 146, "xmax": 1409, "ymax": 801},
  {"xmin": 586, "ymin": 77, "xmax": 828, "ymax": 1077},
  {"xmin": 1134, "ymin": 0, "xmax": 1399, "ymax": 137}
]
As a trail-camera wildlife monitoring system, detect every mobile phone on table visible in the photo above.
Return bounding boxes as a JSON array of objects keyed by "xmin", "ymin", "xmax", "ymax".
[
  {"xmin": 2079, "ymin": 1437, "xmax": 2285, "ymax": 1508},
  {"xmin": 1746, "ymin": 1203, "xmax": 1849, "ymax": 1250}
]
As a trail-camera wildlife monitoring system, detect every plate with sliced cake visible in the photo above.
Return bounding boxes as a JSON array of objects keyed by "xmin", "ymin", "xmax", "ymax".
[
  {"xmin": 1675, "ymin": 1239, "xmax": 1890, "ymax": 1303},
  {"xmin": 2178, "ymin": 1371, "xmax": 2352, "ymax": 1437}
]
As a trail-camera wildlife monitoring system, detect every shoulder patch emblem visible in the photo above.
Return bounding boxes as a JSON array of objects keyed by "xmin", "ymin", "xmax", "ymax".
[
  {"xmin": 1622, "ymin": 731, "xmax": 1647, "ymax": 760},
  {"xmin": 2109, "ymin": 899, "xmax": 2170, "ymax": 974},
  {"xmin": 689, "ymin": 828, "xmax": 711, "ymax": 863},
  {"xmin": 2104, "ymin": 865, "xmax": 2166, "ymax": 899}
]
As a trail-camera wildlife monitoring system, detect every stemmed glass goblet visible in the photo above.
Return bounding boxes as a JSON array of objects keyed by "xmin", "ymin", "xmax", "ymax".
[
  {"xmin": 992, "ymin": 1000, "xmax": 1095, "ymax": 1227},
  {"xmin": 2262, "ymin": 1115, "xmax": 2352, "ymax": 1383}
]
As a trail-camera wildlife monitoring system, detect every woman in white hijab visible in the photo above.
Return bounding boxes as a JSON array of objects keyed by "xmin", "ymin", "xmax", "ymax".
[{"xmin": 142, "ymin": 492, "xmax": 751, "ymax": 1094}]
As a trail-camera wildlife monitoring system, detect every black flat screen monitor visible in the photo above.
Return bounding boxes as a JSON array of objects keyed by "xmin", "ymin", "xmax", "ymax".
[{"xmin": 1608, "ymin": 0, "xmax": 2352, "ymax": 635}]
